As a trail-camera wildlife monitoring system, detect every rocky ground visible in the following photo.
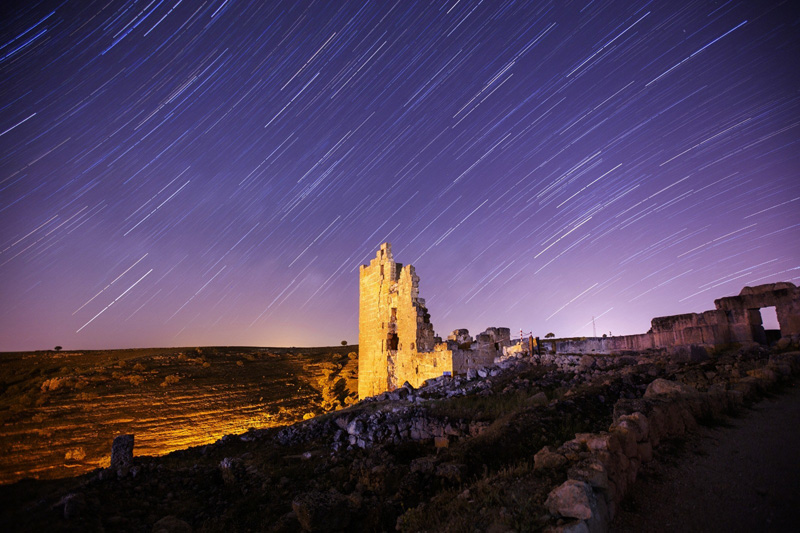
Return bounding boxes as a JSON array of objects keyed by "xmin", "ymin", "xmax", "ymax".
[
  {"xmin": 1, "ymin": 341, "xmax": 798, "ymax": 532},
  {"xmin": 0, "ymin": 346, "xmax": 357, "ymax": 484}
]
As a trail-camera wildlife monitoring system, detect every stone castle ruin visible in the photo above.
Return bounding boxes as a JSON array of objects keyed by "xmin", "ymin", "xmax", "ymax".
[
  {"xmin": 358, "ymin": 243, "xmax": 800, "ymax": 398},
  {"xmin": 358, "ymin": 243, "xmax": 510, "ymax": 398}
]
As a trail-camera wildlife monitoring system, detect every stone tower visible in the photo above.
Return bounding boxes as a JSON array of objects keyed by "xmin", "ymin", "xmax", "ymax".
[{"xmin": 358, "ymin": 243, "xmax": 436, "ymax": 398}]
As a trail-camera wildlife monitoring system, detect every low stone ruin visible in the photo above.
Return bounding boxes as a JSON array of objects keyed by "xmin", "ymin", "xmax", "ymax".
[
  {"xmin": 544, "ymin": 282, "xmax": 800, "ymax": 357},
  {"xmin": 540, "ymin": 351, "xmax": 800, "ymax": 532}
]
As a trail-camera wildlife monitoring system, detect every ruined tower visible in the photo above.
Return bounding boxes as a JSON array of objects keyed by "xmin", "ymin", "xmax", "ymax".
[
  {"xmin": 358, "ymin": 243, "xmax": 510, "ymax": 399},
  {"xmin": 358, "ymin": 243, "xmax": 437, "ymax": 398}
]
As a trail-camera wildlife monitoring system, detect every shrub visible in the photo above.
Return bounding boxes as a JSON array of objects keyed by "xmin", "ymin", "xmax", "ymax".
[{"xmin": 160, "ymin": 374, "xmax": 181, "ymax": 387}]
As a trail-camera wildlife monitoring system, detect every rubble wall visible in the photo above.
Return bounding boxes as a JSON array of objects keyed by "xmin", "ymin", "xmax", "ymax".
[
  {"xmin": 541, "ymin": 351, "xmax": 800, "ymax": 531},
  {"xmin": 551, "ymin": 282, "xmax": 800, "ymax": 356},
  {"xmin": 548, "ymin": 334, "xmax": 655, "ymax": 355}
]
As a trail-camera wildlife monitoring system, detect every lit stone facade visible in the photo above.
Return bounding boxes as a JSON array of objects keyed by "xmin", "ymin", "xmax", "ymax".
[{"xmin": 358, "ymin": 243, "xmax": 511, "ymax": 398}]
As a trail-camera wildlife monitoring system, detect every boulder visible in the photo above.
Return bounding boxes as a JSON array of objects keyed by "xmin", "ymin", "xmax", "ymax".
[
  {"xmin": 614, "ymin": 412, "xmax": 648, "ymax": 442},
  {"xmin": 643, "ymin": 379, "xmax": 697, "ymax": 399},
  {"xmin": 568, "ymin": 458, "xmax": 609, "ymax": 490},
  {"xmin": 578, "ymin": 356, "xmax": 595, "ymax": 371},
  {"xmin": 534, "ymin": 446, "xmax": 568, "ymax": 470},
  {"xmin": 545, "ymin": 480, "xmax": 596, "ymax": 520}
]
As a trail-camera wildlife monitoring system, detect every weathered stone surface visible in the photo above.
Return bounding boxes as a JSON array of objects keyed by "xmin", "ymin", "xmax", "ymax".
[
  {"xmin": 546, "ymin": 282, "xmax": 800, "ymax": 356},
  {"xmin": 152, "ymin": 515, "xmax": 192, "ymax": 533},
  {"xmin": 545, "ymin": 480, "xmax": 596, "ymax": 520},
  {"xmin": 535, "ymin": 446, "xmax": 568, "ymax": 470},
  {"xmin": 614, "ymin": 412, "xmax": 649, "ymax": 442},
  {"xmin": 643, "ymin": 378, "xmax": 697, "ymax": 399},
  {"xmin": 568, "ymin": 458, "xmax": 609, "ymax": 490},
  {"xmin": 110, "ymin": 434, "xmax": 134, "ymax": 470}
]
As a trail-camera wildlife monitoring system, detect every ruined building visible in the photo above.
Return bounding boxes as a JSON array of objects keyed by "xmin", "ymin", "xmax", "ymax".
[
  {"xmin": 358, "ymin": 243, "xmax": 510, "ymax": 398},
  {"xmin": 358, "ymin": 243, "xmax": 800, "ymax": 397},
  {"xmin": 547, "ymin": 282, "xmax": 800, "ymax": 356}
]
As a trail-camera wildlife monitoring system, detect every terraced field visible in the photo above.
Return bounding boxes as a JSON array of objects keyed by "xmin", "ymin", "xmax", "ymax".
[{"xmin": 0, "ymin": 346, "xmax": 357, "ymax": 484}]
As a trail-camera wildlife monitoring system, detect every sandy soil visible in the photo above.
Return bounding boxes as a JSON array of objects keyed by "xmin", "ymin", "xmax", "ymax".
[{"xmin": 611, "ymin": 381, "xmax": 800, "ymax": 532}]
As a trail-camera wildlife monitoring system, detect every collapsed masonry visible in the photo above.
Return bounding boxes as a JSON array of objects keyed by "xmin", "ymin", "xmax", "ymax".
[{"xmin": 358, "ymin": 243, "xmax": 510, "ymax": 398}]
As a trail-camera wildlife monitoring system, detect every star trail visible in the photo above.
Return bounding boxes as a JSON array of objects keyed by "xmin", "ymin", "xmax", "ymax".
[{"xmin": 1, "ymin": 0, "xmax": 798, "ymax": 351}]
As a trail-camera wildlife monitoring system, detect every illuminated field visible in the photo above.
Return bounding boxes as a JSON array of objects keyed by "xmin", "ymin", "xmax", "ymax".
[{"xmin": 0, "ymin": 346, "xmax": 356, "ymax": 484}]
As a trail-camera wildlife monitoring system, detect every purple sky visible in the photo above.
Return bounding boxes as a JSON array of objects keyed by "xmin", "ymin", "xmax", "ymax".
[{"xmin": 1, "ymin": 1, "xmax": 798, "ymax": 351}]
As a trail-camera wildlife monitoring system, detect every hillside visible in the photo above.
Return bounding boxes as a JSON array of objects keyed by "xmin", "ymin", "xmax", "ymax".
[
  {"xmin": 1, "ymin": 341, "xmax": 797, "ymax": 531},
  {"xmin": 0, "ymin": 346, "xmax": 357, "ymax": 484}
]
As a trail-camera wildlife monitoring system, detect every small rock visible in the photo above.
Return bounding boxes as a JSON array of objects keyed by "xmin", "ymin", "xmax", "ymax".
[
  {"xmin": 568, "ymin": 459, "xmax": 609, "ymax": 490},
  {"xmin": 534, "ymin": 446, "xmax": 567, "ymax": 470},
  {"xmin": 529, "ymin": 391, "xmax": 548, "ymax": 406}
]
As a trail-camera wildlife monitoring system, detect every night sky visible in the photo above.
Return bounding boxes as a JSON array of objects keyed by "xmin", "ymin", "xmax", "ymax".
[{"xmin": 1, "ymin": 1, "xmax": 798, "ymax": 352}]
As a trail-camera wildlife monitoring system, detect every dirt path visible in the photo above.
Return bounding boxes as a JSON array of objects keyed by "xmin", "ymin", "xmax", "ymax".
[{"xmin": 611, "ymin": 382, "xmax": 800, "ymax": 532}]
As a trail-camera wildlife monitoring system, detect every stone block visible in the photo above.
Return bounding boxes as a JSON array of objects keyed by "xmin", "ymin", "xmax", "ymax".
[
  {"xmin": 535, "ymin": 446, "xmax": 568, "ymax": 471},
  {"xmin": 546, "ymin": 480, "xmax": 596, "ymax": 520},
  {"xmin": 110, "ymin": 434, "xmax": 134, "ymax": 470}
]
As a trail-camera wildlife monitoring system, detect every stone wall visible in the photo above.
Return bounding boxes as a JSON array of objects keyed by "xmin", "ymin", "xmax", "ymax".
[
  {"xmin": 541, "ymin": 351, "xmax": 800, "ymax": 532},
  {"xmin": 549, "ymin": 282, "xmax": 800, "ymax": 356}
]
